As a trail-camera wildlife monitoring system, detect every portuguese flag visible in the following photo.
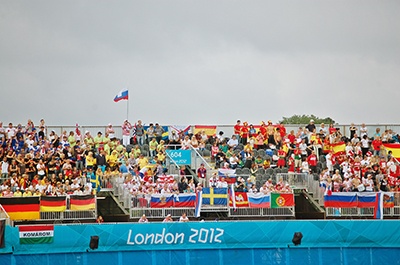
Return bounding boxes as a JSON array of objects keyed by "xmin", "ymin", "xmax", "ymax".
[
  {"xmin": 70, "ymin": 195, "xmax": 96, "ymax": 211},
  {"xmin": 40, "ymin": 196, "xmax": 67, "ymax": 212},
  {"xmin": 0, "ymin": 197, "xmax": 40, "ymax": 220},
  {"xmin": 19, "ymin": 225, "xmax": 54, "ymax": 244},
  {"xmin": 270, "ymin": 193, "xmax": 295, "ymax": 208}
]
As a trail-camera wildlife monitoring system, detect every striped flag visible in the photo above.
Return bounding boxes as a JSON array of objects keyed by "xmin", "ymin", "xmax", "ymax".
[
  {"xmin": 248, "ymin": 193, "xmax": 270, "ymax": 208},
  {"xmin": 331, "ymin": 142, "xmax": 346, "ymax": 155},
  {"xmin": 114, "ymin": 89, "xmax": 129, "ymax": 102},
  {"xmin": 70, "ymin": 195, "xmax": 96, "ymax": 211},
  {"xmin": 194, "ymin": 125, "xmax": 217, "ymax": 136},
  {"xmin": 382, "ymin": 143, "xmax": 400, "ymax": 160},
  {"xmin": 195, "ymin": 190, "xmax": 202, "ymax": 217},
  {"xmin": 19, "ymin": 225, "xmax": 54, "ymax": 244},
  {"xmin": 0, "ymin": 197, "xmax": 40, "ymax": 220},
  {"xmin": 40, "ymin": 196, "xmax": 67, "ymax": 212}
]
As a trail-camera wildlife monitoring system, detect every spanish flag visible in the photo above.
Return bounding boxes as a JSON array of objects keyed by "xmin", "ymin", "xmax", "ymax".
[
  {"xmin": 194, "ymin": 125, "xmax": 217, "ymax": 136},
  {"xmin": 382, "ymin": 143, "xmax": 400, "ymax": 160},
  {"xmin": 70, "ymin": 195, "xmax": 96, "ymax": 211},
  {"xmin": 331, "ymin": 142, "xmax": 346, "ymax": 155},
  {"xmin": 40, "ymin": 196, "xmax": 67, "ymax": 212},
  {"xmin": 0, "ymin": 197, "xmax": 40, "ymax": 220}
]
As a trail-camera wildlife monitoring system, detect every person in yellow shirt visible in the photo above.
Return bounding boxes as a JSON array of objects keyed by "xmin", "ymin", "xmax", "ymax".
[
  {"xmin": 94, "ymin": 132, "xmax": 104, "ymax": 151},
  {"xmin": 149, "ymin": 138, "xmax": 158, "ymax": 157},
  {"xmin": 85, "ymin": 151, "xmax": 96, "ymax": 170},
  {"xmin": 137, "ymin": 154, "xmax": 149, "ymax": 170},
  {"xmin": 107, "ymin": 150, "xmax": 119, "ymax": 170},
  {"xmin": 131, "ymin": 145, "xmax": 141, "ymax": 159},
  {"xmin": 23, "ymin": 188, "xmax": 33, "ymax": 197},
  {"xmin": 68, "ymin": 131, "xmax": 77, "ymax": 148},
  {"xmin": 13, "ymin": 187, "xmax": 23, "ymax": 197}
]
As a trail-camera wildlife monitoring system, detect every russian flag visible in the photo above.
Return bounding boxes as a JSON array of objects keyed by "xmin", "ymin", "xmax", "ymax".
[
  {"xmin": 324, "ymin": 192, "xmax": 358, "ymax": 208},
  {"xmin": 114, "ymin": 89, "xmax": 129, "ymax": 102},
  {"xmin": 195, "ymin": 191, "xmax": 202, "ymax": 217},
  {"xmin": 247, "ymin": 193, "xmax": 270, "ymax": 208},
  {"xmin": 174, "ymin": 194, "xmax": 196, "ymax": 207},
  {"xmin": 218, "ymin": 168, "xmax": 237, "ymax": 184},
  {"xmin": 150, "ymin": 194, "xmax": 174, "ymax": 208},
  {"xmin": 357, "ymin": 192, "xmax": 377, "ymax": 208}
]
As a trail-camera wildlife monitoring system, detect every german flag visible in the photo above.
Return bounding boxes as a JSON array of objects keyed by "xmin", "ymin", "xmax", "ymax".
[
  {"xmin": 0, "ymin": 197, "xmax": 40, "ymax": 220},
  {"xmin": 40, "ymin": 196, "xmax": 67, "ymax": 212},
  {"xmin": 331, "ymin": 142, "xmax": 346, "ymax": 155},
  {"xmin": 194, "ymin": 125, "xmax": 217, "ymax": 136},
  {"xmin": 382, "ymin": 143, "xmax": 400, "ymax": 160},
  {"xmin": 70, "ymin": 195, "xmax": 96, "ymax": 211}
]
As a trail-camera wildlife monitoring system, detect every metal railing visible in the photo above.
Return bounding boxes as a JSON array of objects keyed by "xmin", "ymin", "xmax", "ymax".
[{"xmin": 40, "ymin": 210, "xmax": 97, "ymax": 221}]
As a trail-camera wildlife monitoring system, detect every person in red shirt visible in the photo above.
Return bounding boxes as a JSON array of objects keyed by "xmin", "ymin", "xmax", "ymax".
[
  {"xmin": 240, "ymin": 122, "xmax": 249, "ymax": 145},
  {"xmin": 277, "ymin": 147, "xmax": 286, "ymax": 168},
  {"xmin": 277, "ymin": 123, "xmax": 286, "ymax": 138},
  {"xmin": 371, "ymin": 136, "xmax": 382, "ymax": 157},
  {"xmin": 307, "ymin": 151, "xmax": 318, "ymax": 173},
  {"xmin": 233, "ymin": 120, "xmax": 242, "ymax": 138},
  {"xmin": 259, "ymin": 121, "xmax": 267, "ymax": 138},
  {"xmin": 287, "ymin": 130, "xmax": 296, "ymax": 145}
]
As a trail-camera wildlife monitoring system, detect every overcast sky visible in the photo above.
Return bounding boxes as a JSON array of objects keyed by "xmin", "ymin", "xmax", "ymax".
[{"xmin": 1, "ymin": 1, "xmax": 399, "ymax": 127}]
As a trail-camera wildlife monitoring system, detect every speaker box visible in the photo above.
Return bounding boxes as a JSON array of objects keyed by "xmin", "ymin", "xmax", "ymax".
[
  {"xmin": 292, "ymin": 232, "xmax": 303, "ymax": 246},
  {"xmin": 89, "ymin": 236, "xmax": 99, "ymax": 250}
]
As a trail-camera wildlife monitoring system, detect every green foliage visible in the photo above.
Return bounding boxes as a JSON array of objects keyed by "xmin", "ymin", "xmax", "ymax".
[{"xmin": 279, "ymin": 115, "xmax": 335, "ymax": 125}]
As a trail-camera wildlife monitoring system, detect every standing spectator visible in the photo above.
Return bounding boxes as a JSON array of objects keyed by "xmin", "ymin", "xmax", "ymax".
[
  {"xmin": 361, "ymin": 135, "xmax": 370, "ymax": 157},
  {"xmin": 146, "ymin": 123, "xmax": 155, "ymax": 143},
  {"xmin": 122, "ymin": 120, "xmax": 132, "ymax": 146},
  {"xmin": 197, "ymin": 163, "xmax": 207, "ymax": 187},
  {"xmin": 349, "ymin": 123, "xmax": 357, "ymax": 139},
  {"xmin": 106, "ymin": 123, "xmax": 115, "ymax": 139},
  {"xmin": 135, "ymin": 120, "xmax": 145, "ymax": 146},
  {"xmin": 154, "ymin": 123, "xmax": 165, "ymax": 144},
  {"xmin": 307, "ymin": 151, "xmax": 318, "ymax": 174},
  {"xmin": 371, "ymin": 136, "xmax": 382, "ymax": 157},
  {"xmin": 240, "ymin": 122, "xmax": 249, "ymax": 145},
  {"xmin": 305, "ymin": 119, "xmax": 316, "ymax": 142},
  {"xmin": 233, "ymin": 120, "xmax": 242, "ymax": 139},
  {"xmin": 360, "ymin": 123, "xmax": 368, "ymax": 138}
]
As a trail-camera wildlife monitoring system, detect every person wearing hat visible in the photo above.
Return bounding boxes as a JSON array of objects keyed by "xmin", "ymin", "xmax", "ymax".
[
  {"xmin": 163, "ymin": 214, "xmax": 173, "ymax": 222},
  {"xmin": 13, "ymin": 187, "xmax": 23, "ymax": 197}
]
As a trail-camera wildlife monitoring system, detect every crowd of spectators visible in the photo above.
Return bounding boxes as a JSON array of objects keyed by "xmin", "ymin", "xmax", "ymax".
[{"xmin": 1, "ymin": 118, "xmax": 399, "ymax": 201}]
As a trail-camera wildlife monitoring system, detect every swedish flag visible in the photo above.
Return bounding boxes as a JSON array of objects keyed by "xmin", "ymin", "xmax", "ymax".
[{"xmin": 202, "ymin": 188, "xmax": 228, "ymax": 206}]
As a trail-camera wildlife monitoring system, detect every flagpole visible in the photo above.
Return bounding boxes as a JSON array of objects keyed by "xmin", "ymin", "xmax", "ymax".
[{"xmin": 126, "ymin": 89, "xmax": 129, "ymax": 121}]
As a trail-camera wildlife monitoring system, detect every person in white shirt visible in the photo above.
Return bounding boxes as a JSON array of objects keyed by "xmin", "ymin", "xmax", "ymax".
[
  {"xmin": 227, "ymin": 135, "xmax": 239, "ymax": 149},
  {"xmin": 301, "ymin": 159, "xmax": 310, "ymax": 173},
  {"xmin": 360, "ymin": 123, "xmax": 368, "ymax": 138},
  {"xmin": 217, "ymin": 177, "xmax": 228, "ymax": 188},
  {"xmin": 179, "ymin": 212, "xmax": 189, "ymax": 222}
]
